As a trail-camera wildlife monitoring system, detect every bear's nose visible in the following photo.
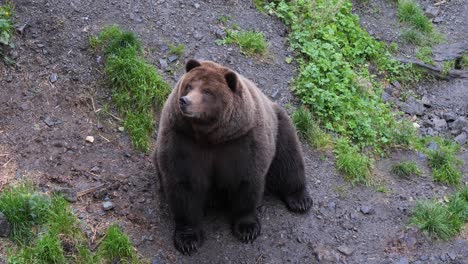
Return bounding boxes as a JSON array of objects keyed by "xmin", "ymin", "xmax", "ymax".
[{"xmin": 179, "ymin": 96, "xmax": 190, "ymax": 107}]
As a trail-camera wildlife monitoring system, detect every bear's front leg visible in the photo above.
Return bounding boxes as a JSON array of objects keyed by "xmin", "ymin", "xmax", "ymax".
[
  {"xmin": 169, "ymin": 180, "xmax": 207, "ymax": 255},
  {"xmin": 230, "ymin": 180, "xmax": 262, "ymax": 243}
]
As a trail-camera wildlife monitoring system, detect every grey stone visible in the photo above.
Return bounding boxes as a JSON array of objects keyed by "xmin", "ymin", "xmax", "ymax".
[
  {"xmin": 451, "ymin": 117, "xmax": 467, "ymax": 131},
  {"xmin": 433, "ymin": 117, "xmax": 447, "ymax": 131},
  {"xmin": 90, "ymin": 166, "xmax": 101, "ymax": 174},
  {"xmin": 360, "ymin": 205, "xmax": 374, "ymax": 215},
  {"xmin": 193, "ymin": 31, "xmax": 203, "ymax": 41},
  {"xmin": 427, "ymin": 141, "xmax": 439, "ymax": 151},
  {"xmin": 447, "ymin": 252, "xmax": 456, "ymax": 260},
  {"xmin": 381, "ymin": 91, "xmax": 392, "ymax": 102},
  {"xmin": 0, "ymin": 212, "xmax": 11, "ymax": 237},
  {"xmin": 433, "ymin": 16, "xmax": 444, "ymax": 23},
  {"xmin": 53, "ymin": 187, "xmax": 77, "ymax": 203},
  {"xmin": 159, "ymin": 59, "xmax": 168, "ymax": 69},
  {"xmin": 194, "ymin": 3, "xmax": 200, "ymax": 9},
  {"xmin": 327, "ymin": 201, "xmax": 336, "ymax": 210},
  {"xmin": 44, "ymin": 116, "xmax": 62, "ymax": 127},
  {"xmin": 337, "ymin": 245, "xmax": 354, "ymax": 256},
  {"xmin": 454, "ymin": 132, "xmax": 467, "ymax": 145},
  {"xmin": 271, "ymin": 89, "xmax": 280, "ymax": 99},
  {"xmin": 102, "ymin": 201, "xmax": 115, "ymax": 211},
  {"xmin": 168, "ymin": 55, "xmax": 179, "ymax": 63},
  {"xmin": 424, "ymin": 6, "xmax": 439, "ymax": 19},
  {"xmin": 401, "ymin": 100, "xmax": 424, "ymax": 116},
  {"xmin": 442, "ymin": 112, "xmax": 457, "ymax": 122},
  {"xmin": 50, "ymin": 73, "xmax": 58, "ymax": 83},
  {"xmin": 313, "ymin": 244, "xmax": 340, "ymax": 262},
  {"xmin": 440, "ymin": 253, "xmax": 447, "ymax": 261},
  {"xmin": 214, "ymin": 28, "xmax": 226, "ymax": 38},
  {"xmin": 396, "ymin": 257, "xmax": 409, "ymax": 264},
  {"xmin": 421, "ymin": 95, "xmax": 431, "ymax": 107},
  {"xmin": 392, "ymin": 80, "xmax": 401, "ymax": 89}
]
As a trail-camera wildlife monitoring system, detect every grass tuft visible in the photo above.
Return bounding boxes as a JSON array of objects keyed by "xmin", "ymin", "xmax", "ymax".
[
  {"xmin": 168, "ymin": 43, "xmax": 184, "ymax": 56},
  {"xmin": 391, "ymin": 161, "xmax": 421, "ymax": 177},
  {"xmin": 292, "ymin": 106, "xmax": 332, "ymax": 149},
  {"xmin": 335, "ymin": 138, "xmax": 373, "ymax": 185},
  {"xmin": 416, "ymin": 46, "xmax": 433, "ymax": 65},
  {"xmin": 410, "ymin": 200, "xmax": 461, "ymax": 240},
  {"xmin": 98, "ymin": 225, "xmax": 137, "ymax": 263},
  {"xmin": 91, "ymin": 25, "xmax": 171, "ymax": 152},
  {"xmin": 217, "ymin": 29, "xmax": 268, "ymax": 56}
]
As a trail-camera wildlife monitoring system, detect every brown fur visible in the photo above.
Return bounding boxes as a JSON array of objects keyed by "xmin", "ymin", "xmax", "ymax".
[{"xmin": 154, "ymin": 59, "xmax": 312, "ymax": 255}]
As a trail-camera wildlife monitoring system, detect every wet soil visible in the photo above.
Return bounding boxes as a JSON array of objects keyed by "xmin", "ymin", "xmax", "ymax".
[{"xmin": 0, "ymin": 0, "xmax": 467, "ymax": 263}]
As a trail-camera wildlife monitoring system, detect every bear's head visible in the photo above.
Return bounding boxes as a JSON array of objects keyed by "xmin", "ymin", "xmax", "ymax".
[{"xmin": 177, "ymin": 59, "xmax": 238, "ymax": 124}]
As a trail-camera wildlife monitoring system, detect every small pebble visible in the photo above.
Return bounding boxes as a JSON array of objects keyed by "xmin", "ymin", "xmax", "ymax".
[
  {"xmin": 50, "ymin": 73, "xmax": 58, "ymax": 83},
  {"xmin": 102, "ymin": 201, "xmax": 115, "ymax": 211},
  {"xmin": 85, "ymin": 136, "xmax": 94, "ymax": 143}
]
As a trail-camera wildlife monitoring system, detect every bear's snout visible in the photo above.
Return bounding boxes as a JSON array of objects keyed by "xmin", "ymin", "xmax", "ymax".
[{"xmin": 179, "ymin": 96, "xmax": 190, "ymax": 108}]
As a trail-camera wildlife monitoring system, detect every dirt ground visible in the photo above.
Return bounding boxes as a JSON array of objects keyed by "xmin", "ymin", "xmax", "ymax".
[{"xmin": 0, "ymin": 0, "xmax": 467, "ymax": 263}]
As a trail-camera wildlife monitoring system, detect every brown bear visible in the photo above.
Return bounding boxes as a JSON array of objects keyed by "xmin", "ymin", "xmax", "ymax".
[{"xmin": 154, "ymin": 59, "xmax": 312, "ymax": 255}]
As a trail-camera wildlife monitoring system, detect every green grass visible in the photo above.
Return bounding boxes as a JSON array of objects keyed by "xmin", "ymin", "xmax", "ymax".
[
  {"xmin": 461, "ymin": 53, "xmax": 468, "ymax": 69},
  {"xmin": 1, "ymin": 183, "xmax": 142, "ymax": 263},
  {"xmin": 90, "ymin": 25, "xmax": 171, "ymax": 152},
  {"xmin": 391, "ymin": 161, "xmax": 422, "ymax": 177},
  {"xmin": 98, "ymin": 225, "xmax": 138, "ymax": 263},
  {"xmin": 0, "ymin": 2, "xmax": 14, "ymax": 46},
  {"xmin": 292, "ymin": 106, "xmax": 332, "ymax": 149},
  {"xmin": 410, "ymin": 187, "xmax": 468, "ymax": 240},
  {"xmin": 216, "ymin": 29, "xmax": 268, "ymax": 56},
  {"xmin": 335, "ymin": 138, "xmax": 372, "ymax": 185},
  {"xmin": 397, "ymin": 0, "xmax": 442, "ymax": 46},
  {"xmin": 168, "ymin": 43, "xmax": 184, "ymax": 56},
  {"xmin": 416, "ymin": 46, "xmax": 433, "ymax": 65},
  {"xmin": 442, "ymin": 60, "xmax": 455, "ymax": 76}
]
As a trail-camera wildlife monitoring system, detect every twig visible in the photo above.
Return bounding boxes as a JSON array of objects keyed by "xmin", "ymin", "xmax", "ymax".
[
  {"xmin": 2, "ymin": 158, "xmax": 13, "ymax": 167},
  {"xmin": 77, "ymin": 183, "xmax": 105, "ymax": 197},
  {"xmin": 398, "ymin": 58, "xmax": 468, "ymax": 79},
  {"xmin": 434, "ymin": 0, "xmax": 446, "ymax": 7},
  {"xmin": 99, "ymin": 134, "xmax": 111, "ymax": 142},
  {"xmin": 106, "ymin": 111, "xmax": 122, "ymax": 121},
  {"xmin": 0, "ymin": 153, "xmax": 9, "ymax": 157},
  {"xmin": 90, "ymin": 96, "xmax": 97, "ymax": 113}
]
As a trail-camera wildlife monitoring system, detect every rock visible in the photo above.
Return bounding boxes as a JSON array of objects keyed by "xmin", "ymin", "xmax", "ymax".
[
  {"xmin": 396, "ymin": 257, "xmax": 409, "ymax": 264},
  {"xmin": 102, "ymin": 201, "xmax": 115, "ymax": 211},
  {"xmin": 420, "ymin": 95, "xmax": 431, "ymax": 107},
  {"xmin": 194, "ymin": 3, "xmax": 200, "ymax": 9},
  {"xmin": 193, "ymin": 31, "xmax": 203, "ymax": 41},
  {"xmin": 360, "ymin": 205, "xmax": 374, "ymax": 215},
  {"xmin": 451, "ymin": 117, "xmax": 467, "ymax": 131},
  {"xmin": 44, "ymin": 116, "xmax": 62, "ymax": 127},
  {"xmin": 20, "ymin": 102, "xmax": 31, "ymax": 111},
  {"xmin": 0, "ymin": 212, "xmax": 11, "ymax": 237},
  {"xmin": 447, "ymin": 252, "xmax": 456, "ymax": 260},
  {"xmin": 5, "ymin": 75, "xmax": 12, "ymax": 82},
  {"xmin": 440, "ymin": 253, "xmax": 447, "ymax": 261},
  {"xmin": 392, "ymin": 80, "xmax": 401, "ymax": 89},
  {"xmin": 454, "ymin": 132, "xmax": 467, "ymax": 145},
  {"xmin": 90, "ymin": 166, "xmax": 101, "ymax": 174},
  {"xmin": 400, "ymin": 100, "xmax": 424, "ymax": 116},
  {"xmin": 118, "ymin": 126, "xmax": 125, "ymax": 132},
  {"xmin": 413, "ymin": 122, "xmax": 420, "ymax": 129},
  {"xmin": 427, "ymin": 141, "xmax": 439, "ymax": 151},
  {"xmin": 424, "ymin": 5, "xmax": 439, "ymax": 19},
  {"xmin": 214, "ymin": 28, "xmax": 226, "ymax": 38},
  {"xmin": 85, "ymin": 136, "xmax": 94, "ymax": 143},
  {"xmin": 337, "ymin": 245, "xmax": 354, "ymax": 256},
  {"xmin": 159, "ymin": 59, "xmax": 168, "ymax": 69},
  {"xmin": 433, "ymin": 16, "xmax": 444, "ymax": 23},
  {"xmin": 327, "ymin": 201, "xmax": 336, "ymax": 210},
  {"xmin": 52, "ymin": 187, "xmax": 77, "ymax": 203},
  {"xmin": 381, "ymin": 91, "xmax": 392, "ymax": 102},
  {"xmin": 312, "ymin": 244, "xmax": 340, "ymax": 263},
  {"xmin": 433, "ymin": 117, "xmax": 447, "ymax": 131},
  {"xmin": 50, "ymin": 73, "xmax": 58, "ymax": 83},
  {"xmin": 168, "ymin": 55, "xmax": 178, "ymax": 63},
  {"xmin": 16, "ymin": 23, "xmax": 28, "ymax": 34},
  {"xmin": 93, "ymin": 188, "xmax": 108, "ymax": 200}
]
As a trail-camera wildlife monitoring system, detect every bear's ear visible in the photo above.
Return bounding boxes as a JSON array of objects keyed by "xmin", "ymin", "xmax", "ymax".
[
  {"xmin": 224, "ymin": 71, "xmax": 238, "ymax": 92},
  {"xmin": 185, "ymin": 59, "xmax": 201, "ymax": 72}
]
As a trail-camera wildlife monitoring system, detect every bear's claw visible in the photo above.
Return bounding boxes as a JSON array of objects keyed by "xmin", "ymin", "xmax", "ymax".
[
  {"xmin": 285, "ymin": 191, "xmax": 313, "ymax": 213},
  {"xmin": 174, "ymin": 228, "xmax": 204, "ymax": 255},
  {"xmin": 233, "ymin": 219, "xmax": 261, "ymax": 243}
]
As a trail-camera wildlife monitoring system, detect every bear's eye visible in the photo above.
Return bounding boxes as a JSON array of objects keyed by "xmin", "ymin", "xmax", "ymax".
[
  {"xmin": 202, "ymin": 90, "xmax": 213, "ymax": 96},
  {"xmin": 186, "ymin": 84, "xmax": 192, "ymax": 91}
]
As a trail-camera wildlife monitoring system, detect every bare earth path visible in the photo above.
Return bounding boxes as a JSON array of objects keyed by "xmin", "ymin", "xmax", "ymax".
[{"xmin": 0, "ymin": 0, "xmax": 466, "ymax": 263}]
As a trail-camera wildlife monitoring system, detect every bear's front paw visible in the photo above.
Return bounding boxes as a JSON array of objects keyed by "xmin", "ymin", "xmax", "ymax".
[
  {"xmin": 285, "ymin": 191, "xmax": 313, "ymax": 213},
  {"xmin": 232, "ymin": 217, "xmax": 261, "ymax": 243},
  {"xmin": 174, "ymin": 227, "xmax": 204, "ymax": 255}
]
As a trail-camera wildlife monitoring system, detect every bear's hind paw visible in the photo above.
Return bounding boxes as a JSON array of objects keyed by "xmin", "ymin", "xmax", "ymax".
[
  {"xmin": 285, "ymin": 191, "xmax": 313, "ymax": 213},
  {"xmin": 232, "ymin": 218, "xmax": 261, "ymax": 243}
]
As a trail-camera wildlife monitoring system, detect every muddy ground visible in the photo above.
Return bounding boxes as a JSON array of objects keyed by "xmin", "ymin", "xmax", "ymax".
[{"xmin": 0, "ymin": 0, "xmax": 467, "ymax": 263}]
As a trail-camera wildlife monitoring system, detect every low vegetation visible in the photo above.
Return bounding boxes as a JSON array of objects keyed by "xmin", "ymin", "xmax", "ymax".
[
  {"xmin": 0, "ymin": 183, "xmax": 141, "ymax": 263},
  {"xmin": 292, "ymin": 106, "xmax": 332, "ymax": 150},
  {"xmin": 415, "ymin": 46, "xmax": 433, "ymax": 65},
  {"xmin": 0, "ymin": 2, "xmax": 13, "ymax": 46},
  {"xmin": 410, "ymin": 187, "xmax": 468, "ymax": 240},
  {"xmin": 397, "ymin": 0, "xmax": 442, "ymax": 46},
  {"xmin": 215, "ymin": 20, "xmax": 268, "ymax": 56},
  {"xmin": 391, "ymin": 161, "xmax": 422, "ymax": 178},
  {"xmin": 168, "ymin": 43, "xmax": 184, "ymax": 56},
  {"xmin": 335, "ymin": 138, "xmax": 372, "ymax": 185},
  {"xmin": 90, "ymin": 25, "xmax": 171, "ymax": 152}
]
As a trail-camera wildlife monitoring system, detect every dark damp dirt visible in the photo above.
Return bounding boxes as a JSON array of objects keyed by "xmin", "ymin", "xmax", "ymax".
[{"xmin": 0, "ymin": 0, "xmax": 467, "ymax": 263}]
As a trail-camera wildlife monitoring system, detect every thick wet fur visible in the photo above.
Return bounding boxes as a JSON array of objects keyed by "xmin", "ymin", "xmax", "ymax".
[{"xmin": 154, "ymin": 59, "xmax": 312, "ymax": 255}]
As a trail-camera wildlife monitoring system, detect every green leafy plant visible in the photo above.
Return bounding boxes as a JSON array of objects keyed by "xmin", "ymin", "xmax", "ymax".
[
  {"xmin": 0, "ymin": 3, "xmax": 14, "ymax": 45},
  {"xmin": 391, "ymin": 161, "xmax": 422, "ymax": 177},
  {"xmin": 216, "ymin": 29, "xmax": 268, "ymax": 56},
  {"xmin": 90, "ymin": 25, "xmax": 171, "ymax": 152}
]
